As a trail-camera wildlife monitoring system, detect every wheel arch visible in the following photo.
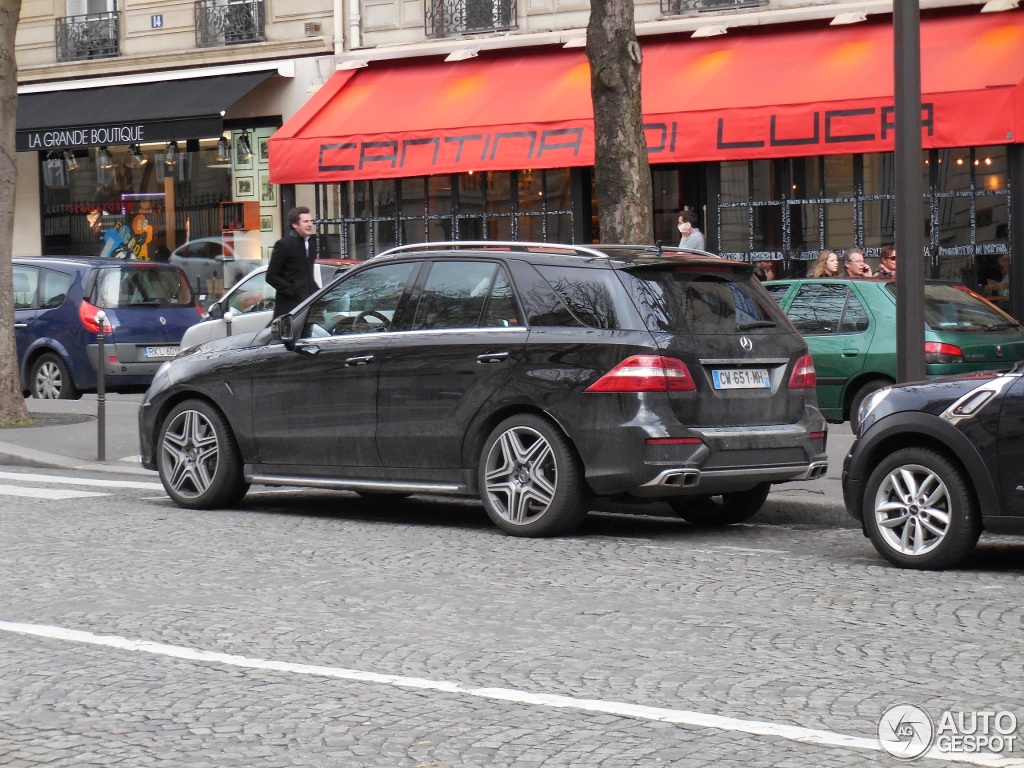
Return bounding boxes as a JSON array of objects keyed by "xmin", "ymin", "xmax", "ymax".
[
  {"xmin": 462, "ymin": 403, "xmax": 580, "ymax": 495},
  {"xmin": 845, "ymin": 413, "xmax": 999, "ymax": 526},
  {"xmin": 842, "ymin": 373, "xmax": 895, "ymax": 422},
  {"xmin": 23, "ymin": 343, "xmax": 80, "ymax": 391}
]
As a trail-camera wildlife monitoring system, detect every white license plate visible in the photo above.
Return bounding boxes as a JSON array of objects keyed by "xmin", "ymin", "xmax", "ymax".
[
  {"xmin": 143, "ymin": 346, "xmax": 179, "ymax": 358},
  {"xmin": 712, "ymin": 368, "xmax": 770, "ymax": 389}
]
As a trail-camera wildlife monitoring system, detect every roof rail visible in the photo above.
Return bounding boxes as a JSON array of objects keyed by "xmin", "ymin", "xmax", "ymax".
[{"xmin": 374, "ymin": 240, "xmax": 612, "ymax": 260}]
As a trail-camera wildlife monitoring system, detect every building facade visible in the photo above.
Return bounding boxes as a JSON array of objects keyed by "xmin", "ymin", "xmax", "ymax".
[{"xmin": 13, "ymin": 0, "xmax": 1024, "ymax": 315}]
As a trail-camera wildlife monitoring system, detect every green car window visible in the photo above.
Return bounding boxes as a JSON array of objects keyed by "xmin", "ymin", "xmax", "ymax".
[
  {"xmin": 838, "ymin": 292, "xmax": 869, "ymax": 333},
  {"xmin": 787, "ymin": 283, "xmax": 849, "ymax": 335}
]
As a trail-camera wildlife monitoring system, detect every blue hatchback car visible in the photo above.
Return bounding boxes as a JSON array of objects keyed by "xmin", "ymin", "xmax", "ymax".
[{"xmin": 13, "ymin": 257, "xmax": 202, "ymax": 399}]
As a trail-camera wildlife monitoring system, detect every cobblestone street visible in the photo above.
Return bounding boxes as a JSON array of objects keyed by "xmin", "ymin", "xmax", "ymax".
[{"xmin": 1, "ymin": 474, "xmax": 1022, "ymax": 766}]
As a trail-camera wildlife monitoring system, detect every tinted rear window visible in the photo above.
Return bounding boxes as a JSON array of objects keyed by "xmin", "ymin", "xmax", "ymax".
[
  {"xmin": 92, "ymin": 266, "xmax": 195, "ymax": 309},
  {"xmin": 620, "ymin": 266, "xmax": 787, "ymax": 334},
  {"xmin": 898, "ymin": 283, "xmax": 1021, "ymax": 332}
]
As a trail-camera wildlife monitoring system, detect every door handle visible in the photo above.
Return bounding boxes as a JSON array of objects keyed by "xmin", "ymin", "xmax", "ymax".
[
  {"xmin": 842, "ymin": 349, "xmax": 859, "ymax": 358},
  {"xmin": 345, "ymin": 354, "xmax": 375, "ymax": 366},
  {"xmin": 14, "ymin": 323, "xmax": 27, "ymax": 329},
  {"xmin": 477, "ymin": 351, "xmax": 509, "ymax": 364}
]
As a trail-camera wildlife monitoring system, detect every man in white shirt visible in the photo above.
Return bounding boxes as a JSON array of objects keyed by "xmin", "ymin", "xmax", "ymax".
[{"xmin": 678, "ymin": 210, "xmax": 706, "ymax": 251}]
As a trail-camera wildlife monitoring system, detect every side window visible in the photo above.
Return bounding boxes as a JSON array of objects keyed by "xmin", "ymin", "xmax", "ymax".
[
  {"xmin": 412, "ymin": 261, "xmax": 499, "ymax": 331},
  {"xmin": 838, "ymin": 292, "xmax": 869, "ymax": 333},
  {"xmin": 484, "ymin": 269, "xmax": 522, "ymax": 328},
  {"xmin": 305, "ymin": 262, "xmax": 416, "ymax": 337},
  {"xmin": 786, "ymin": 283, "xmax": 849, "ymax": 335},
  {"xmin": 227, "ymin": 272, "xmax": 273, "ymax": 314},
  {"xmin": 536, "ymin": 265, "xmax": 632, "ymax": 329},
  {"xmin": 764, "ymin": 284, "xmax": 791, "ymax": 305},
  {"xmin": 13, "ymin": 266, "xmax": 38, "ymax": 309},
  {"xmin": 39, "ymin": 268, "xmax": 73, "ymax": 310}
]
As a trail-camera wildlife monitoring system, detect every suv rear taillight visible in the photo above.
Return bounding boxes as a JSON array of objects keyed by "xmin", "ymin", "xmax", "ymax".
[
  {"xmin": 788, "ymin": 353, "xmax": 816, "ymax": 389},
  {"xmin": 925, "ymin": 341, "xmax": 963, "ymax": 364},
  {"xmin": 79, "ymin": 300, "xmax": 112, "ymax": 334},
  {"xmin": 586, "ymin": 356, "xmax": 696, "ymax": 393}
]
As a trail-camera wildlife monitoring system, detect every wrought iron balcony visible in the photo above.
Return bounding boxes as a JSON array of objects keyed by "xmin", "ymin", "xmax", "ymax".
[
  {"xmin": 660, "ymin": 0, "xmax": 766, "ymax": 15},
  {"xmin": 425, "ymin": 0, "xmax": 517, "ymax": 37},
  {"xmin": 55, "ymin": 11, "xmax": 120, "ymax": 62},
  {"xmin": 195, "ymin": 0, "xmax": 266, "ymax": 47}
]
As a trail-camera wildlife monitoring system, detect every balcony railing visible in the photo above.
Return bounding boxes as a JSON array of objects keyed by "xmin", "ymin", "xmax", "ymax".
[
  {"xmin": 660, "ymin": 0, "xmax": 766, "ymax": 15},
  {"xmin": 55, "ymin": 11, "xmax": 120, "ymax": 62},
  {"xmin": 425, "ymin": 0, "xmax": 517, "ymax": 37},
  {"xmin": 195, "ymin": 0, "xmax": 266, "ymax": 47}
]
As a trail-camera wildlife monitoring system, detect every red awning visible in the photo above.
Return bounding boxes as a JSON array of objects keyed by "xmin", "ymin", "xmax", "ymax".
[{"xmin": 270, "ymin": 9, "xmax": 1024, "ymax": 184}]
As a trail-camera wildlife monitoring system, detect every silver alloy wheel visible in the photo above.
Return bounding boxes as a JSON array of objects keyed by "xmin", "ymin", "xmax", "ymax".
[
  {"xmin": 161, "ymin": 408, "xmax": 221, "ymax": 499},
  {"xmin": 34, "ymin": 360, "xmax": 64, "ymax": 399},
  {"xmin": 483, "ymin": 425, "xmax": 557, "ymax": 526},
  {"xmin": 873, "ymin": 462, "xmax": 952, "ymax": 557}
]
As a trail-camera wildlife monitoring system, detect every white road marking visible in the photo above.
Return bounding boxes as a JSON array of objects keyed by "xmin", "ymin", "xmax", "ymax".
[
  {"xmin": 0, "ymin": 621, "xmax": 1018, "ymax": 766},
  {"xmin": 0, "ymin": 471, "xmax": 162, "ymax": 490},
  {"xmin": 0, "ymin": 484, "xmax": 108, "ymax": 499}
]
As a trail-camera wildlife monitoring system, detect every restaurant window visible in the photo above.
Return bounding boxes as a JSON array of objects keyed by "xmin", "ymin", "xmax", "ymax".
[
  {"xmin": 932, "ymin": 146, "xmax": 1010, "ymax": 289},
  {"xmin": 313, "ymin": 168, "xmax": 577, "ymax": 258}
]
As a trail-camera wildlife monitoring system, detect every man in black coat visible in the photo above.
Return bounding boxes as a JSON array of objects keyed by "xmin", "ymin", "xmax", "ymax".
[{"xmin": 267, "ymin": 206, "xmax": 317, "ymax": 318}]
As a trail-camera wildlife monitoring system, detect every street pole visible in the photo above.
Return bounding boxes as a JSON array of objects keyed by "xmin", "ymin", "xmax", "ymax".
[
  {"xmin": 894, "ymin": 0, "xmax": 925, "ymax": 383},
  {"xmin": 95, "ymin": 310, "xmax": 107, "ymax": 462}
]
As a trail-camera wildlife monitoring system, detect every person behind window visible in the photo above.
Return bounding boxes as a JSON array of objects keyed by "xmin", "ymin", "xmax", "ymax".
[
  {"xmin": 753, "ymin": 261, "xmax": 776, "ymax": 281},
  {"xmin": 677, "ymin": 210, "xmax": 706, "ymax": 251},
  {"xmin": 877, "ymin": 245, "xmax": 896, "ymax": 278},
  {"xmin": 983, "ymin": 252, "xmax": 1011, "ymax": 298},
  {"xmin": 267, "ymin": 207, "xmax": 318, "ymax": 319},
  {"xmin": 808, "ymin": 250, "xmax": 840, "ymax": 278},
  {"xmin": 842, "ymin": 248, "xmax": 873, "ymax": 279}
]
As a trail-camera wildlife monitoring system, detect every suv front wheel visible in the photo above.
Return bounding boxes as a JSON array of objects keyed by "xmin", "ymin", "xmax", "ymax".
[
  {"xmin": 479, "ymin": 414, "xmax": 591, "ymax": 537},
  {"xmin": 157, "ymin": 399, "xmax": 250, "ymax": 509}
]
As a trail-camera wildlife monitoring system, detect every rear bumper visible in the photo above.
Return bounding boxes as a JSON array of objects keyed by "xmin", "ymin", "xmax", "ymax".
[
  {"xmin": 575, "ymin": 411, "xmax": 829, "ymax": 497},
  {"xmin": 87, "ymin": 343, "xmax": 177, "ymax": 381}
]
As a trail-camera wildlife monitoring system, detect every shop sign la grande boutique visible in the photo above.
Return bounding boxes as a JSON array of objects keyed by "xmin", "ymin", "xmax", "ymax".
[{"xmin": 23, "ymin": 124, "xmax": 146, "ymax": 150}]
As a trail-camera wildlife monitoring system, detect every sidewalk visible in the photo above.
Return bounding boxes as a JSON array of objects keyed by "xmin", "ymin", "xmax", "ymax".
[
  {"xmin": 0, "ymin": 395, "xmax": 856, "ymax": 526},
  {"xmin": 0, "ymin": 394, "xmax": 151, "ymax": 477}
]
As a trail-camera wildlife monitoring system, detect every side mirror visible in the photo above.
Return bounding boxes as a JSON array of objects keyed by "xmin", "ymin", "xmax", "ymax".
[
  {"xmin": 272, "ymin": 314, "xmax": 296, "ymax": 350},
  {"xmin": 206, "ymin": 302, "xmax": 224, "ymax": 319}
]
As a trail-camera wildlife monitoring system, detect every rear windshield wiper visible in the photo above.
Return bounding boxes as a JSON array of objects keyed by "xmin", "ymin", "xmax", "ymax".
[
  {"xmin": 736, "ymin": 320, "xmax": 777, "ymax": 330},
  {"xmin": 985, "ymin": 321, "xmax": 1022, "ymax": 331}
]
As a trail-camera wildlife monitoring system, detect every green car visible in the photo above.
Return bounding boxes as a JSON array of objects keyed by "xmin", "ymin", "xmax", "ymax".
[{"xmin": 764, "ymin": 278, "xmax": 1024, "ymax": 428}]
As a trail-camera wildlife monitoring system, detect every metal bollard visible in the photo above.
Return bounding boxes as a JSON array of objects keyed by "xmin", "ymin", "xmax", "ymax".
[
  {"xmin": 95, "ymin": 310, "xmax": 107, "ymax": 462},
  {"xmin": 224, "ymin": 309, "xmax": 234, "ymax": 337}
]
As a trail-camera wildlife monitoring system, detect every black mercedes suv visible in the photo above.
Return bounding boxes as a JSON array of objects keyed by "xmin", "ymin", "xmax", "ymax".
[{"xmin": 139, "ymin": 242, "xmax": 828, "ymax": 536}]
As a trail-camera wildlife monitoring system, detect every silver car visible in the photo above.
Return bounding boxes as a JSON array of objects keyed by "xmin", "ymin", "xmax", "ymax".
[{"xmin": 179, "ymin": 259, "xmax": 357, "ymax": 350}]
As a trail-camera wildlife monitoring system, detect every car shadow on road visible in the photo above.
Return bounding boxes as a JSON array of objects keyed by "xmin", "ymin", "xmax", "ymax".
[{"xmin": 232, "ymin": 488, "xmax": 789, "ymax": 541}]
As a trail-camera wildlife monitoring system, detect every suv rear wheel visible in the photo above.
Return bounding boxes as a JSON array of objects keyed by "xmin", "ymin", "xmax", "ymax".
[
  {"xmin": 31, "ymin": 353, "xmax": 79, "ymax": 400},
  {"xmin": 668, "ymin": 483, "xmax": 771, "ymax": 526},
  {"xmin": 479, "ymin": 414, "xmax": 591, "ymax": 537},
  {"xmin": 862, "ymin": 447, "xmax": 980, "ymax": 570}
]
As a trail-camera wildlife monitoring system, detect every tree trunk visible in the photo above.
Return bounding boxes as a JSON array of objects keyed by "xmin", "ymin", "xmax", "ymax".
[
  {"xmin": 586, "ymin": 0, "xmax": 653, "ymax": 245},
  {"xmin": 0, "ymin": 0, "xmax": 29, "ymax": 424}
]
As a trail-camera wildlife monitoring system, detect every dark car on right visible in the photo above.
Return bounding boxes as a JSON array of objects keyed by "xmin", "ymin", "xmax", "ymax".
[{"xmin": 843, "ymin": 369, "xmax": 1024, "ymax": 569}]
